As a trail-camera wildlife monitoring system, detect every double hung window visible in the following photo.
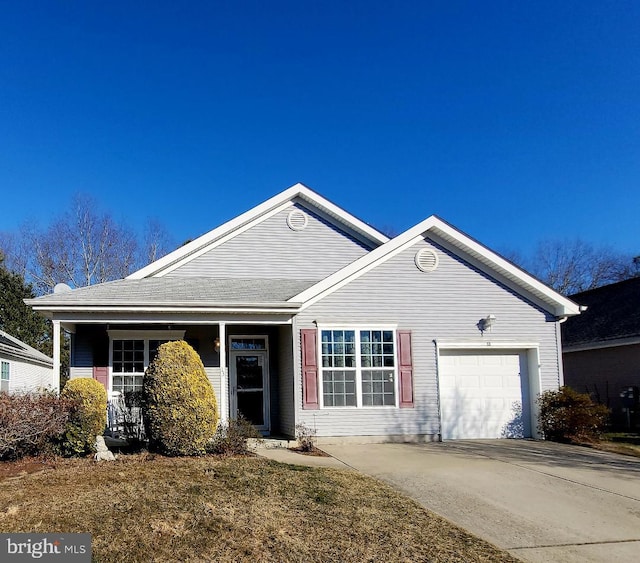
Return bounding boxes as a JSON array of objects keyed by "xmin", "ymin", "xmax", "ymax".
[
  {"xmin": 320, "ymin": 329, "xmax": 396, "ymax": 407},
  {"xmin": 0, "ymin": 361, "xmax": 9, "ymax": 392},
  {"xmin": 109, "ymin": 331, "xmax": 184, "ymax": 394}
]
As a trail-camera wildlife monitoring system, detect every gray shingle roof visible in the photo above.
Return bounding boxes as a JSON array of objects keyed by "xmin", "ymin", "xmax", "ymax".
[
  {"xmin": 0, "ymin": 329, "xmax": 53, "ymax": 366},
  {"xmin": 28, "ymin": 277, "xmax": 316, "ymax": 308},
  {"xmin": 562, "ymin": 277, "xmax": 640, "ymax": 347}
]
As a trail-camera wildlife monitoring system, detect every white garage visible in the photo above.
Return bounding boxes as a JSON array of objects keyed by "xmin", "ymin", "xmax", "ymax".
[{"xmin": 438, "ymin": 348, "xmax": 536, "ymax": 440}]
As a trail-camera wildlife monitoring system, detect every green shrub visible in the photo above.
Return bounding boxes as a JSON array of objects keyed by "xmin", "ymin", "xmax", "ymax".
[
  {"xmin": 60, "ymin": 378, "xmax": 108, "ymax": 456},
  {"xmin": 207, "ymin": 415, "xmax": 262, "ymax": 456},
  {"xmin": 143, "ymin": 340, "xmax": 219, "ymax": 456},
  {"xmin": 0, "ymin": 391, "xmax": 75, "ymax": 460},
  {"xmin": 538, "ymin": 386, "xmax": 609, "ymax": 443}
]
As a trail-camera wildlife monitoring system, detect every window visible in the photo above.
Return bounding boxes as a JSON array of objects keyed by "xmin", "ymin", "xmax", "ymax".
[
  {"xmin": 320, "ymin": 329, "xmax": 396, "ymax": 408},
  {"xmin": 112, "ymin": 339, "xmax": 152, "ymax": 394},
  {"xmin": 1, "ymin": 361, "xmax": 9, "ymax": 381},
  {"xmin": 109, "ymin": 330, "xmax": 184, "ymax": 395},
  {"xmin": 230, "ymin": 338, "xmax": 266, "ymax": 351}
]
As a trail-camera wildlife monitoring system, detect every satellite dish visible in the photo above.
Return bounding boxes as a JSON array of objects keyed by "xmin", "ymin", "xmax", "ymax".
[{"xmin": 53, "ymin": 283, "xmax": 72, "ymax": 294}]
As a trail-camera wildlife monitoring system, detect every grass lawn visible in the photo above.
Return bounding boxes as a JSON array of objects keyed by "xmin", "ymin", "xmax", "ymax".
[
  {"xmin": 0, "ymin": 455, "xmax": 518, "ymax": 562},
  {"xmin": 587, "ymin": 433, "xmax": 640, "ymax": 458}
]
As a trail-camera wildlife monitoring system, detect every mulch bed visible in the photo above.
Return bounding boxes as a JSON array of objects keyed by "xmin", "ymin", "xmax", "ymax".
[
  {"xmin": 0, "ymin": 457, "xmax": 57, "ymax": 480},
  {"xmin": 288, "ymin": 446, "xmax": 331, "ymax": 457}
]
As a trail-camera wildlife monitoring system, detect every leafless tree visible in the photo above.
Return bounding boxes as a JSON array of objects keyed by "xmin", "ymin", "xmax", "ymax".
[
  {"xmin": 141, "ymin": 218, "xmax": 175, "ymax": 266},
  {"xmin": 525, "ymin": 239, "xmax": 636, "ymax": 295},
  {"xmin": 21, "ymin": 194, "xmax": 139, "ymax": 294}
]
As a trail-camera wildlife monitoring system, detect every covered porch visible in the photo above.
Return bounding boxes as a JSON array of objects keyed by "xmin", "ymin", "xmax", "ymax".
[
  {"xmin": 27, "ymin": 277, "xmax": 312, "ymax": 438},
  {"xmin": 61, "ymin": 319, "xmax": 296, "ymax": 437}
]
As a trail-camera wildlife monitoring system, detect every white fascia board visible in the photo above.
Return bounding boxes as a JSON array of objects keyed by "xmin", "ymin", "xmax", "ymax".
[
  {"xmin": 49, "ymin": 314, "xmax": 294, "ymax": 325},
  {"xmin": 294, "ymin": 185, "xmax": 389, "ymax": 246},
  {"xmin": 128, "ymin": 183, "xmax": 388, "ymax": 279},
  {"xmin": 30, "ymin": 304, "xmax": 301, "ymax": 314},
  {"xmin": 128, "ymin": 188, "xmax": 302, "ymax": 279},
  {"xmin": 428, "ymin": 221, "xmax": 580, "ymax": 317},
  {"xmin": 291, "ymin": 216, "xmax": 441, "ymax": 306},
  {"xmin": 153, "ymin": 200, "xmax": 293, "ymax": 277},
  {"xmin": 292, "ymin": 215, "xmax": 580, "ymax": 317}
]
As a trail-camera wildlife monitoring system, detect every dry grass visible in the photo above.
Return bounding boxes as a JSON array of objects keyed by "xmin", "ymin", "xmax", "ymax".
[
  {"xmin": 0, "ymin": 455, "xmax": 518, "ymax": 562},
  {"xmin": 586, "ymin": 440, "xmax": 640, "ymax": 458}
]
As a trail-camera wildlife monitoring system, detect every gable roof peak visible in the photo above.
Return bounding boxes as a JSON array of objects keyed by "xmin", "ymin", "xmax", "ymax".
[{"xmin": 127, "ymin": 183, "xmax": 389, "ymax": 280}]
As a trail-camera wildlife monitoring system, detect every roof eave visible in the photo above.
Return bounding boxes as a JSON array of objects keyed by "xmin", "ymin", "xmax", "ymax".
[
  {"xmin": 290, "ymin": 216, "xmax": 582, "ymax": 318},
  {"xmin": 29, "ymin": 302, "xmax": 302, "ymax": 315}
]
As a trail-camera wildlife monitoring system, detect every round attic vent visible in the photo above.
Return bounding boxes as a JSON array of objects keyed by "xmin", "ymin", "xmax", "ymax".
[
  {"xmin": 287, "ymin": 209, "xmax": 308, "ymax": 231},
  {"xmin": 415, "ymin": 248, "xmax": 439, "ymax": 272}
]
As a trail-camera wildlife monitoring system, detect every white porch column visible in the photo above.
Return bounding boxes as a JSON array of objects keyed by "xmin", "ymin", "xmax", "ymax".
[
  {"xmin": 219, "ymin": 322, "xmax": 228, "ymax": 423},
  {"xmin": 52, "ymin": 319, "xmax": 61, "ymax": 393}
]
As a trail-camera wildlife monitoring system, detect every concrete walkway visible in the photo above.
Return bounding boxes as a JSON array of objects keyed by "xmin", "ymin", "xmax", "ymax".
[{"xmin": 322, "ymin": 440, "xmax": 640, "ymax": 563}]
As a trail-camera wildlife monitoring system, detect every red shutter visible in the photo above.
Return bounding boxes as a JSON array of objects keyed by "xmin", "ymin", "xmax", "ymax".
[
  {"xmin": 397, "ymin": 330, "xmax": 414, "ymax": 408},
  {"xmin": 301, "ymin": 329, "xmax": 319, "ymax": 409},
  {"xmin": 93, "ymin": 367, "xmax": 109, "ymax": 392}
]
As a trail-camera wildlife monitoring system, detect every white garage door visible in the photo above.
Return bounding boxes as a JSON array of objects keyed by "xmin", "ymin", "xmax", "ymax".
[{"xmin": 438, "ymin": 349, "xmax": 531, "ymax": 440}]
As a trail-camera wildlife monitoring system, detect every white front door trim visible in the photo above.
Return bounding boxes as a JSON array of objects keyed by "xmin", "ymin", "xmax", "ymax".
[{"xmin": 228, "ymin": 336, "xmax": 270, "ymax": 434}]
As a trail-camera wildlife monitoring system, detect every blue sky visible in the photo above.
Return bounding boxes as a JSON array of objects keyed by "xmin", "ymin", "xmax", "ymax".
[{"xmin": 1, "ymin": 1, "xmax": 638, "ymax": 257}]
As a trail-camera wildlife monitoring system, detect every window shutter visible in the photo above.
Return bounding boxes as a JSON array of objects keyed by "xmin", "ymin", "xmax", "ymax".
[
  {"xmin": 93, "ymin": 366, "xmax": 109, "ymax": 392},
  {"xmin": 301, "ymin": 329, "xmax": 319, "ymax": 409},
  {"xmin": 397, "ymin": 330, "xmax": 414, "ymax": 408}
]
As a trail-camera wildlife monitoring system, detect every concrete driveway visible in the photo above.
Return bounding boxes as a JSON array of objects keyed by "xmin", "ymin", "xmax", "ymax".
[{"xmin": 322, "ymin": 440, "xmax": 640, "ymax": 563}]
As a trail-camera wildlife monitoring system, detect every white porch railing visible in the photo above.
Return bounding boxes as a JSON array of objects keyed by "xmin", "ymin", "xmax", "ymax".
[{"xmin": 107, "ymin": 391, "xmax": 145, "ymax": 441}]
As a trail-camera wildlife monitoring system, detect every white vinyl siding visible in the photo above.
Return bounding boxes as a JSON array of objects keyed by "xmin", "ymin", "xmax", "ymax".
[
  {"xmin": 0, "ymin": 357, "xmax": 54, "ymax": 393},
  {"xmin": 295, "ymin": 236, "xmax": 560, "ymax": 438},
  {"xmin": 165, "ymin": 202, "xmax": 372, "ymax": 281}
]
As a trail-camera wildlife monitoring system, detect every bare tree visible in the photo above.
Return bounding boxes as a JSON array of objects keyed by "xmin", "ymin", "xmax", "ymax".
[
  {"xmin": 22, "ymin": 194, "xmax": 139, "ymax": 294},
  {"xmin": 141, "ymin": 218, "xmax": 175, "ymax": 266},
  {"xmin": 0, "ymin": 230, "xmax": 30, "ymax": 279},
  {"xmin": 526, "ymin": 239, "xmax": 635, "ymax": 295}
]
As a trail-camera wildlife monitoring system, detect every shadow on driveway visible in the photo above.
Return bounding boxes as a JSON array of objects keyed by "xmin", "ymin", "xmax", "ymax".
[{"xmin": 322, "ymin": 440, "xmax": 640, "ymax": 563}]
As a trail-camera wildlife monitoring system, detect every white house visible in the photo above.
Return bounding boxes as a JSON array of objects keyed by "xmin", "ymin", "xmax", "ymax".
[
  {"xmin": 0, "ymin": 329, "xmax": 55, "ymax": 393},
  {"xmin": 27, "ymin": 183, "xmax": 580, "ymax": 440}
]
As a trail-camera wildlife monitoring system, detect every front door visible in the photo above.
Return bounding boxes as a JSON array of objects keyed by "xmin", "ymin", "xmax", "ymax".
[{"xmin": 230, "ymin": 350, "xmax": 270, "ymax": 433}]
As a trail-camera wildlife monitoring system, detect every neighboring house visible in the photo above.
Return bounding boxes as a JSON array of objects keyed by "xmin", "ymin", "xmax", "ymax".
[
  {"xmin": 0, "ymin": 329, "xmax": 55, "ymax": 393},
  {"xmin": 26, "ymin": 184, "xmax": 580, "ymax": 441},
  {"xmin": 562, "ymin": 277, "xmax": 640, "ymax": 427}
]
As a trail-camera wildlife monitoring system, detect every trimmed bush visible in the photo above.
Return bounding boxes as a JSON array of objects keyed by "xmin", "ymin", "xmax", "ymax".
[
  {"xmin": 143, "ymin": 340, "xmax": 219, "ymax": 456},
  {"xmin": 538, "ymin": 386, "xmax": 609, "ymax": 443},
  {"xmin": 60, "ymin": 378, "xmax": 108, "ymax": 456},
  {"xmin": 0, "ymin": 391, "xmax": 75, "ymax": 460}
]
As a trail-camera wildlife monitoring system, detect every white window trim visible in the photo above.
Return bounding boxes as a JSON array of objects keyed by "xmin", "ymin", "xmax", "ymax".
[
  {"xmin": 1, "ymin": 360, "xmax": 10, "ymax": 381},
  {"xmin": 108, "ymin": 330, "xmax": 185, "ymax": 393},
  {"xmin": 316, "ymin": 326, "xmax": 399, "ymax": 409}
]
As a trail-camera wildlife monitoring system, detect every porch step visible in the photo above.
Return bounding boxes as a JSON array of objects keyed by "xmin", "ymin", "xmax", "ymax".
[{"xmin": 249, "ymin": 438, "xmax": 297, "ymax": 450}]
